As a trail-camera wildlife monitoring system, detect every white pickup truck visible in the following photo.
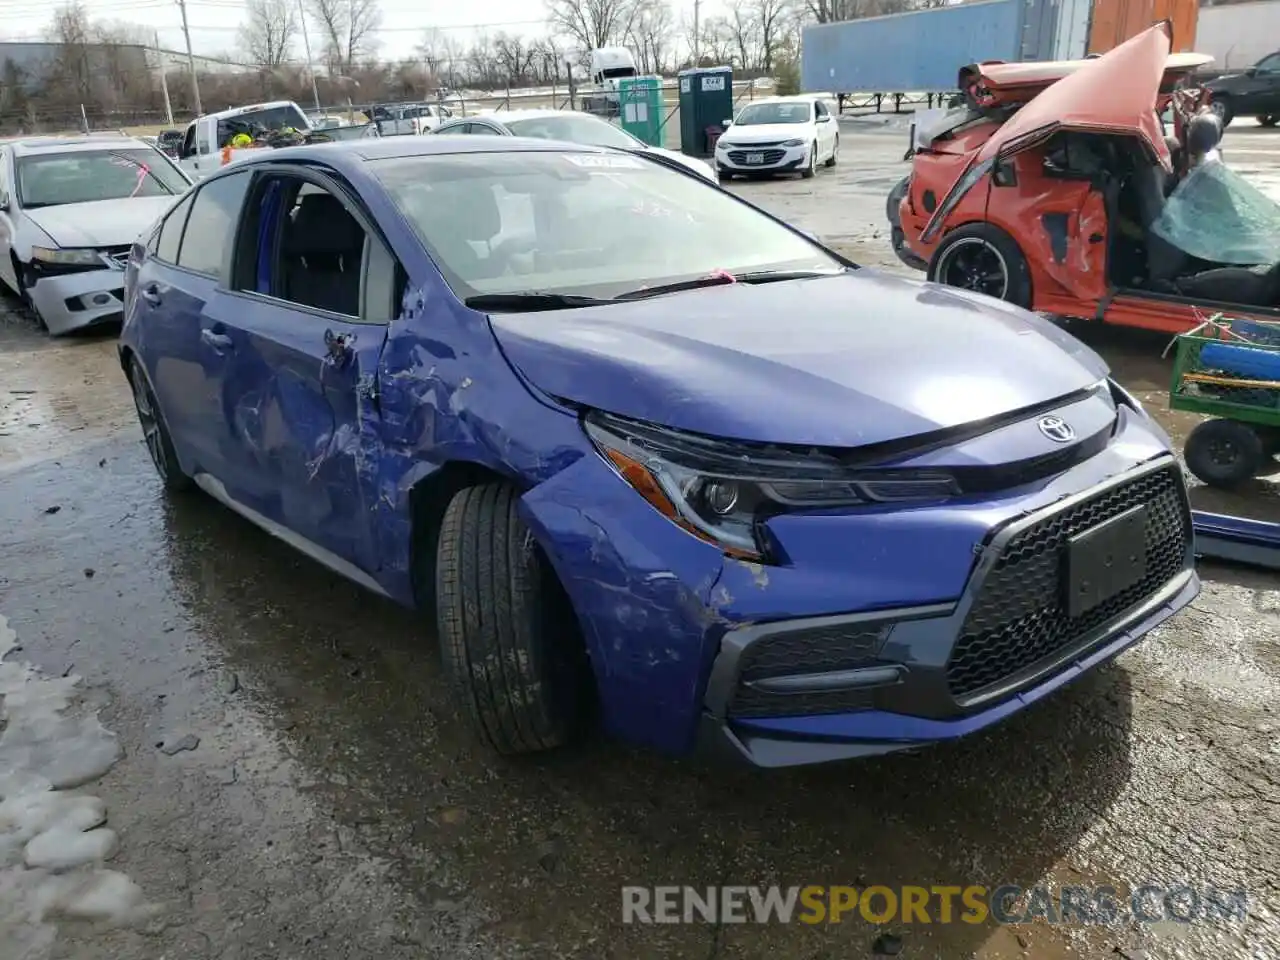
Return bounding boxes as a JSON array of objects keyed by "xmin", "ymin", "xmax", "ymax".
[{"xmin": 176, "ymin": 100, "xmax": 312, "ymax": 180}]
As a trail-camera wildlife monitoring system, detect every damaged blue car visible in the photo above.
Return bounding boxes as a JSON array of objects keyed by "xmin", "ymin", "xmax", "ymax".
[{"xmin": 118, "ymin": 136, "xmax": 1199, "ymax": 767}]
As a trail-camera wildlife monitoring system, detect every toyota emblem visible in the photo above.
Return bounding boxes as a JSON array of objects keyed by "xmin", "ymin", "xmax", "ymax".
[{"xmin": 1037, "ymin": 415, "xmax": 1075, "ymax": 443}]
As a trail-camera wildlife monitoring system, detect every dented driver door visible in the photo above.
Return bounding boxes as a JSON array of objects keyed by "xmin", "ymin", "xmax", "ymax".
[{"xmin": 209, "ymin": 171, "xmax": 393, "ymax": 575}]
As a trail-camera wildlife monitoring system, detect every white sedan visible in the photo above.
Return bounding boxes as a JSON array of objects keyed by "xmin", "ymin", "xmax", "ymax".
[
  {"xmin": 430, "ymin": 109, "xmax": 718, "ymax": 182},
  {"xmin": 714, "ymin": 96, "xmax": 840, "ymax": 180}
]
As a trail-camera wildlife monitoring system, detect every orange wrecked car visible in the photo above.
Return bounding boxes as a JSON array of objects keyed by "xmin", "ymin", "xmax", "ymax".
[{"xmin": 888, "ymin": 22, "xmax": 1280, "ymax": 336}]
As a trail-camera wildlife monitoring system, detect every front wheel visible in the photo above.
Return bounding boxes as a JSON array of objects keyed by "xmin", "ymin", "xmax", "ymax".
[
  {"xmin": 1259, "ymin": 114, "xmax": 1278, "ymax": 128},
  {"xmin": 435, "ymin": 483, "xmax": 591, "ymax": 755},
  {"xmin": 801, "ymin": 142, "xmax": 817, "ymax": 179},
  {"xmin": 825, "ymin": 135, "xmax": 839, "ymax": 167},
  {"xmin": 1184, "ymin": 418, "xmax": 1265, "ymax": 488},
  {"xmin": 1209, "ymin": 96, "xmax": 1234, "ymax": 128},
  {"xmin": 927, "ymin": 223, "xmax": 1033, "ymax": 308}
]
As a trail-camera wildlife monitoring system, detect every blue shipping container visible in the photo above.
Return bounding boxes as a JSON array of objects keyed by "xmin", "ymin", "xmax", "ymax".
[{"xmin": 801, "ymin": 0, "xmax": 1061, "ymax": 94}]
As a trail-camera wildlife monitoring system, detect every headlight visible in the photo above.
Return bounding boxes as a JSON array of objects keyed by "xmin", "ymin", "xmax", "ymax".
[
  {"xmin": 782, "ymin": 139, "xmax": 805, "ymax": 148},
  {"xmin": 715, "ymin": 139, "xmax": 730, "ymax": 150},
  {"xmin": 31, "ymin": 246, "xmax": 104, "ymax": 267},
  {"xmin": 584, "ymin": 411, "xmax": 960, "ymax": 562}
]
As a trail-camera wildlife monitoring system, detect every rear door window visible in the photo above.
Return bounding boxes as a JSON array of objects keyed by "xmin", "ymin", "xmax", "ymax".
[{"xmin": 176, "ymin": 170, "xmax": 250, "ymax": 277}]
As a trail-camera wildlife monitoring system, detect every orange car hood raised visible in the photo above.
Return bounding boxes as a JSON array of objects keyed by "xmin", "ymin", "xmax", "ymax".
[{"xmin": 977, "ymin": 22, "xmax": 1176, "ymax": 168}]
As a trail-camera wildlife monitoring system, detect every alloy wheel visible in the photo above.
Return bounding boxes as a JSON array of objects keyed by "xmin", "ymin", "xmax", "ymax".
[
  {"xmin": 935, "ymin": 237, "xmax": 1010, "ymax": 300},
  {"xmin": 130, "ymin": 370, "xmax": 168, "ymax": 480}
]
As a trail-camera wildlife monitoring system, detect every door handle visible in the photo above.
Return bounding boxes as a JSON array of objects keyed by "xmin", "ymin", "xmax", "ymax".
[
  {"xmin": 201, "ymin": 329, "xmax": 233, "ymax": 352},
  {"xmin": 140, "ymin": 283, "xmax": 162, "ymax": 305}
]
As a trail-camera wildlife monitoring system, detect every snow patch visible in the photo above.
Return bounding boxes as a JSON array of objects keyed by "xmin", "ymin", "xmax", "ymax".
[{"xmin": 0, "ymin": 613, "xmax": 154, "ymax": 958}]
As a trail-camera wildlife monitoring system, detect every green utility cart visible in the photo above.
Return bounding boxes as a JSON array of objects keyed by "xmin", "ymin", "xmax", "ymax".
[
  {"xmin": 677, "ymin": 65, "xmax": 733, "ymax": 158},
  {"xmin": 1169, "ymin": 314, "xmax": 1280, "ymax": 487},
  {"xmin": 618, "ymin": 76, "xmax": 663, "ymax": 147}
]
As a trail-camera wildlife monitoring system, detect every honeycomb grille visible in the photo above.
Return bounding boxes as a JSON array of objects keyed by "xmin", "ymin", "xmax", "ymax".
[
  {"xmin": 946, "ymin": 466, "xmax": 1189, "ymax": 701},
  {"xmin": 727, "ymin": 149, "xmax": 786, "ymax": 165},
  {"xmin": 728, "ymin": 622, "xmax": 886, "ymax": 719}
]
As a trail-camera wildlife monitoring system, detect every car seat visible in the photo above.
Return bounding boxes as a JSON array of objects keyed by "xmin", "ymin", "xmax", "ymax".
[
  {"xmin": 1175, "ymin": 261, "xmax": 1280, "ymax": 308},
  {"xmin": 416, "ymin": 178, "xmax": 503, "ymax": 281},
  {"xmin": 279, "ymin": 192, "xmax": 365, "ymax": 316}
]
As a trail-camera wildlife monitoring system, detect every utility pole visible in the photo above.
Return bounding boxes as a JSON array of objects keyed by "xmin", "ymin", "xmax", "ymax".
[
  {"xmin": 155, "ymin": 32, "xmax": 173, "ymax": 126},
  {"xmin": 296, "ymin": 0, "xmax": 322, "ymax": 113},
  {"xmin": 175, "ymin": 0, "xmax": 202, "ymax": 114},
  {"xmin": 692, "ymin": 0, "xmax": 701, "ymax": 66}
]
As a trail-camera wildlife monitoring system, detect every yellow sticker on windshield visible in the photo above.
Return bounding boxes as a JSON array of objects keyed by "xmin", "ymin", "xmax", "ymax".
[{"xmin": 563, "ymin": 154, "xmax": 646, "ymax": 169}]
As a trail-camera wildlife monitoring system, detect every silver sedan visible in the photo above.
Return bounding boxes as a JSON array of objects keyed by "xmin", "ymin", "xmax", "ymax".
[{"xmin": 0, "ymin": 135, "xmax": 191, "ymax": 335}]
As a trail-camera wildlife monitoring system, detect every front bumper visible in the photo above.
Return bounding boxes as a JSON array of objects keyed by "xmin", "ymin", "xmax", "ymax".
[
  {"xmin": 716, "ymin": 141, "xmax": 810, "ymax": 173},
  {"xmin": 27, "ymin": 265, "xmax": 127, "ymax": 335},
  {"xmin": 519, "ymin": 408, "xmax": 1196, "ymax": 766}
]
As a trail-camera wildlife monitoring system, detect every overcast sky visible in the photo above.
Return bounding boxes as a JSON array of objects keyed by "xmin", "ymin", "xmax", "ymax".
[{"xmin": 0, "ymin": 0, "xmax": 709, "ymax": 63}]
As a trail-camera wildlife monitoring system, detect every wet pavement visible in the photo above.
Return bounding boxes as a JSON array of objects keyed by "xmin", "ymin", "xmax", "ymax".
[{"xmin": 1, "ymin": 124, "xmax": 1278, "ymax": 960}]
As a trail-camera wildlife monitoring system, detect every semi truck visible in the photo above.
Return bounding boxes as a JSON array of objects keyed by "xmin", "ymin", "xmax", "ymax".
[
  {"xmin": 801, "ymin": 0, "xmax": 1198, "ymax": 100},
  {"xmin": 580, "ymin": 47, "xmax": 639, "ymax": 117}
]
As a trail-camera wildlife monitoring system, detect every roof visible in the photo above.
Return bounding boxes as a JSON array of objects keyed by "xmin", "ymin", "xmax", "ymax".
[
  {"xmin": 461, "ymin": 109, "xmax": 607, "ymax": 124},
  {"xmin": 223, "ymin": 134, "xmax": 609, "ymax": 173},
  {"xmin": 10, "ymin": 135, "xmax": 151, "ymax": 156},
  {"xmin": 739, "ymin": 95, "xmax": 822, "ymax": 105}
]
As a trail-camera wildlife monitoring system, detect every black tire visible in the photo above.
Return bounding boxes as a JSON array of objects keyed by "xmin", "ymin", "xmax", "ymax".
[
  {"xmin": 825, "ymin": 135, "xmax": 838, "ymax": 167},
  {"xmin": 1260, "ymin": 114, "xmax": 1279, "ymax": 128},
  {"xmin": 886, "ymin": 174, "xmax": 909, "ymax": 227},
  {"xmin": 127, "ymin": 355, "xmax": 192, "ymax": 492},
  {"xmin": 1184, "ymin": 419, "xmax": 1265, "ymax": 488},
  {"xmin": 435, "ymin": 483, "xmax": 590, "ymax": 755},
  {"xmin": 801, "ymin": 142, "xmax": 817, "ymax": 179},
  {"xmin": 1210, "ymin": 96, "xmax": 1234, "ymax": 128},
  {"xmin": 927, "ymin": 222, "xmax": 1033, "ymax": 309},
  {"xmin": 10, "ymin": 254, "xmax": 45, "ymax": 331},
  {"xmin": 717, "ymin": 167, "xmax": 731, "ymax": 182}
]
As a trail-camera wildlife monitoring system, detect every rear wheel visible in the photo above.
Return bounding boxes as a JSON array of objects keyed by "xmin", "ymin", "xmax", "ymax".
[
  {"xmin": 927, "ymin": 223, "xmax": 1032, "ymax": 308},
  {"xmin": 435, "ymin": 482, "xmax": 591, "ymax": 755},
  {"xmin": 1185, "ymin": 419, "xmax": 1266, "ymax": 488},
  {"xmin": 128, "ymin": 356, "xmax": 192, "ymax": 492}
]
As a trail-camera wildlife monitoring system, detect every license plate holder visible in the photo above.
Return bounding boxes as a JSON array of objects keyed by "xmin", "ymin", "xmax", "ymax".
[
  {"xmin": 1065, "ymin": 505, "xmax": 1148, "ymax": 619},
  {"xmin": 746, "ymin": 152, "xmax": 764, "ymax": 165}
]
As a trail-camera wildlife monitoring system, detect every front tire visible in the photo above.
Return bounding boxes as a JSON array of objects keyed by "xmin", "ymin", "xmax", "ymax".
[
  {"xmin": 1184, "ymin": 419, "xmax": 1265, "ymax": 488},
  {"xmin": 128, "ymin": 356, "xmax": 192, "ymax": 492},
  {"xmin": 435, "ymin": 483, "xmax": 590, "ymax": 755},
  {"xmin": 825, "ymin": 135, "xmax": 839, "ymax": 167},
  {"xmin": 1260, "ymin": 114, "xmax": 1278, "ymax": 128},
  {"xmin": 927, "ymin": 223, "xmax": 1033, "ymax": 309},
  {"xmin": 801, "ymin": 142, "xmax": 817, "ymax": 179},
  {"xmin": 1210, "ymin": 96, "xmax": 1234, "ymax": 128}
]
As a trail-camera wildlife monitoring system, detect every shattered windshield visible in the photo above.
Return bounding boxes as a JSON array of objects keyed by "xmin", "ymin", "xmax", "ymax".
[
  {"xmin": 1150, "ymin": 162, "xmax": 1280, "ymax": 265},
  {"xmin": 16, "ymin": 149, "xmax": 188, "ymax": 208}
]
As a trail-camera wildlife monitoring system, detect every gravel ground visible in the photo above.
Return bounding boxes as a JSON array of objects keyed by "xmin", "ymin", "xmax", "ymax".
[{"xmin": 0, "ymin": 121, "xmax": 1276, "ymax": 960}]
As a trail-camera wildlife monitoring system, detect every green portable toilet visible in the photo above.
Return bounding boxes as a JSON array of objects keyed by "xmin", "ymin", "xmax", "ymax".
[
  {"xmin": 618, "ymin": 76, "xmax": 663, "ymax": 147},
  {"xmin": 677, "ymin": 65, "xmax": 733, "ymax": 157}
]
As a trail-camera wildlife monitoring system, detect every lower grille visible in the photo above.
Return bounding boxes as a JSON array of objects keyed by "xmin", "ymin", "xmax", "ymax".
[
  {"xmin": 727, "ymin": 149, "xmax": 786, "ymax": 165},
  {"xmin": 728, "ymin": 622, "xmax": 887, "ymax": 719},
  {"xmin": 946, "ymin": 465, "xmax": 1190, "ymax": 701}
]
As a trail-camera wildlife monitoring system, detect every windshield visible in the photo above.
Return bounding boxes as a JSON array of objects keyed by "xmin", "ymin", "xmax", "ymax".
[
  {"xmin": 1150, "ymin": 162, "xmax": 1280, "ymax": 265},
  {"xmin": 734, "ymin": 102, "xmax": 811, "ymax": 126},
  {"xmin": 371, "ymin": 151, "xmax": 842, "ymax": 301},
  {"xmin": 505, "ymin": 115, "xmax": 640, "ymax": 150},
  {"xmin": 16, "ymin": 149, "xmax": 188, "ymax": 208}
]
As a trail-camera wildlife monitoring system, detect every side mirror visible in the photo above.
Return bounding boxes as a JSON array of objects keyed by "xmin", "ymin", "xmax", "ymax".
[
  {"xmin": 1246, "ymin": 67, "xmax": 1258, "ymax": 77},
  {"xmin": 818, "ymin": 115, "xmax": 832, "ymax": 123}
]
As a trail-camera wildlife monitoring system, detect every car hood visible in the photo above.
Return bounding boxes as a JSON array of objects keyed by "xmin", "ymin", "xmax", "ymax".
[
  {"xmin": 720, "ymin": 123, "xmax": 811, "ymax": 145},
  {"xmin": 644, "ymin": 146, "xmax": 716, "ymax": 180},
  {"xmin": 23, "ymin": 196, "xmax": 179, "ymax": 248},
  {"xmin": 978, "ymin": 22, "xmax": 1175, "ymax": 165},
  {"xmin": 488, "ymin": 271, "xmax": 1109, "ymax": 447}
]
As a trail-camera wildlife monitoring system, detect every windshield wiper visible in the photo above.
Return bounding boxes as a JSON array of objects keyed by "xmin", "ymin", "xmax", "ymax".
[
  {"xmin": 616, "ymin": 269, "xmax": 843, "ymax": 300},
  {"xmin": 464, "ymin": 292, "xmax": 614, "ymax": 312}
]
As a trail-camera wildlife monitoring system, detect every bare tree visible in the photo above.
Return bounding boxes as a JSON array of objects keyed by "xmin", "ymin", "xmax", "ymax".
[
  {"xmin": 546, "ymin": 0, "xmax": 642, "ymax": 53},
  {"xmin": 307, "ymin": 0, "xmax": 381, "ymax": 74},
  {"xmin": 417, "ymin": 28, "xmax": 465, "ymax": 89},
  {"xmin": 46, "ymin": 3, "xmax": 93, "ymax": 107},
  {"xmin": 726, "ymin": 0, "xmax": 760, "ymax": 68},
  {"xmin": 240, "ymin": 0, "xmax": 297, "ymax": 68},
  {"xmin": 626, "ymin": 0, "xmax": 673, "ymax": 74}
]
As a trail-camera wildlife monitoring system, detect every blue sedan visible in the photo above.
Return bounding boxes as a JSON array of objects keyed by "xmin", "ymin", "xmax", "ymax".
[{"xmin": 118, "ymin": 136, "xmax": 1199, "ymax": 767}]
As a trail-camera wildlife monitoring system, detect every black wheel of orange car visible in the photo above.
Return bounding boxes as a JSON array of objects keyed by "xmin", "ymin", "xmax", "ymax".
[
  {"xmin": 1184, "ymin": 419, "xmax": 1265, "ymax": 488},
  {"xmin": 802, "ymin": 143, "xmax": 817, "ymax": 179},
  {"xmin": 886, "ymin": 175, "xmax": 909, "ymax": 227},
  {"xmin": 435, "ymin": 482, "xmax": 592, "ymax": 755},
  {"xmin": 928, "ymin": 224, "xmax": 1032, "ymax": 309},
  {"xmin": 127, "ymin": 356, "xmax": 192, "ymax": 493},
  {"xmin": 825, "ymin": 135, "xmax": 839, "ymax": 167},
  {"xmin": 1209, "ymin": 96, "xmax": 1234, "ymax": 128}
]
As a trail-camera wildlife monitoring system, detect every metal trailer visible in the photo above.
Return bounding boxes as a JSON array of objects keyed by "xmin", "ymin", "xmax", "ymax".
[{"xmin": 800, "ymin": 0, "xmax": 1078, "ymax": 111}]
